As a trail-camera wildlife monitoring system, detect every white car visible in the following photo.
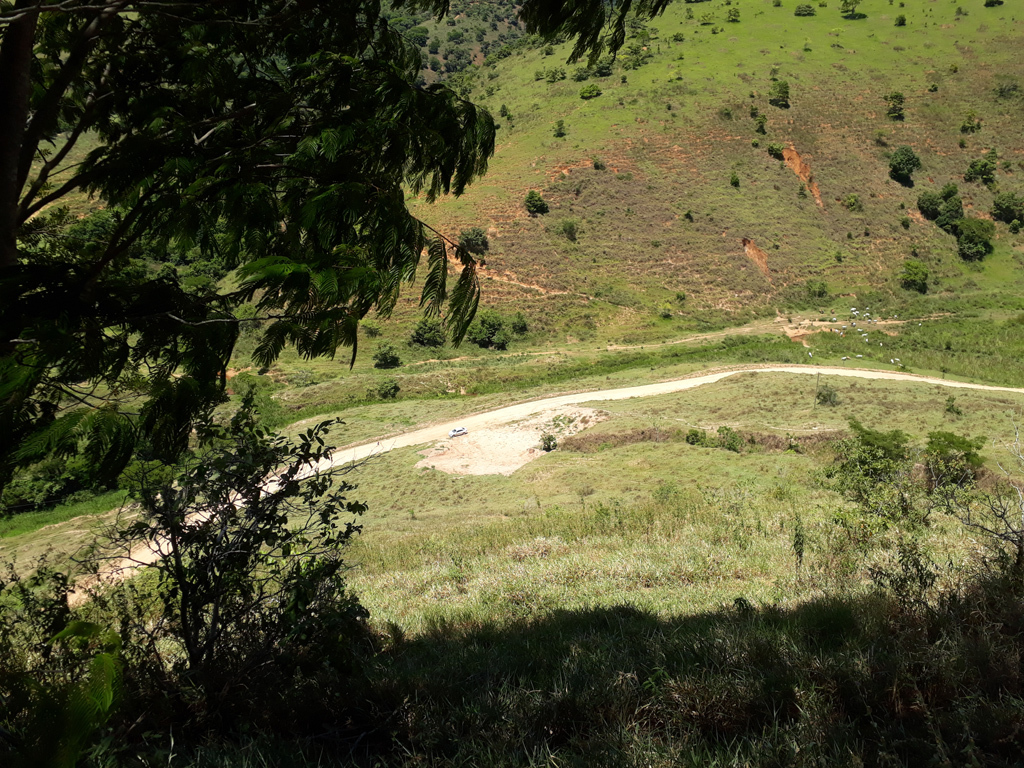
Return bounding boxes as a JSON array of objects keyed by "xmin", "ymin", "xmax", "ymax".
[{"xmin": 448, "ymin": 427, "xmax": 468, "ymax": 438}]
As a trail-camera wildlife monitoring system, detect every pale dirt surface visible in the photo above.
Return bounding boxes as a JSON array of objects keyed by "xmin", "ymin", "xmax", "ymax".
[
  {"xmin": 414, "ymin": 406, "xmax": 607, "ymax": 476},
  {"xmin": 319, "ymin": 364, "xmax": 1024, "ymax": 476}
]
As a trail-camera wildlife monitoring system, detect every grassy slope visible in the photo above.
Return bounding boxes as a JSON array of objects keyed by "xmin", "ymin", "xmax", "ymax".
[{"xmin": 402, "ymin": 0, "xmax": 1024, "ymax": 343}]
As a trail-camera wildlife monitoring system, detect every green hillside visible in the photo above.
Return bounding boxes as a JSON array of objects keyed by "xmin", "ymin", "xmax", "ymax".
[{"xmin": 404, "ymin": 0, "xmax": 1024, "ymax": 342}]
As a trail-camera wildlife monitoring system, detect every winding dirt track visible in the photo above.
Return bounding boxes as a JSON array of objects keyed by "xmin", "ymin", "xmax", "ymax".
[{"xmin": 321, "ymin": 365, "xmax": 1024, "ymax": 470}]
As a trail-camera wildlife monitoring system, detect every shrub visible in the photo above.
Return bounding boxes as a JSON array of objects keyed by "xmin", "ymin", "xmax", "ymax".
[
  {"xmin": 727, "ymin": 7, "xmax": 740, "ymax": 21},
  {"xmin": 884, "ymin": 91, "xmax": 905, "ymax": 121},
  {"xmin": 768, "ymin": 79, "xmax": 790, "ymax": 108},
  {"xmin": 935, "ymin": 194, "xmax": 964, "ymax": 233},
  {"xmin": 730, "ymin": 172, "xmax": 740, "ymax": 188},
  {"xmin": 525, "ymin": 190, "xmax": 549, "ymax": 215},
  {"xmin": 510, "ymin": 312, "xmax": 529, "ymax": 335},
  {"xmin": 806, "ymin": 280, "xmax": 829, "ymax": 299},
  {"xmin": 717, "ymin": 426, "xmax": 743, "ymax": 452},
  {"xmin": 840, "ymin": 0, "xmax": 863, "ymax": 16},
  {"xmin": 956, "ymin": 217, "xmax": 995, "ymax": 261},
  {"xmin": 458, "ymin": 226, "xmax": 489, "ymax": 255},
  {"xmin": 767, "ymin": 142, "xmax": 786, "ymax": 159},
  {"xmin": 960, "ymin": 110, "xmax": 981, "ymax": 133},
  {"xmin": 410, "ymin": 317, "xmax": 445, "ymax": 347},
  {"xmin": 540, "ymin": 433, "xmax": 558, "ymax": 452},
  {"xmin": 372, "ymin": 342, "xmax": 401, "ymax": 368},
  {"xmin": 545, "ymin": 67, "xmax": 566, "ymax": 83},
  {"xmin": 888, "ymin": 145, "xmax": 921, "ymax": 184},
  {"xmin": 571, "ymin": 66, "xmax": 591, "ymax": 81},
  {"xmin": 924, "ymin": 430, "xmax": 985, "ymax": 488},
  {"xmin": 794, "ymin": 4, "xmax": 816, "ymax": 14},
  {"xmin": 592, "ymin": 58, "xmax": 614, "ymax": 77},
  {"xmin": 361, "ymin": 319, "xmax": 382, "ymax": 338},
  {"xmin": 964, "ymin": 152, "xmax": 997, "ymax": 186},
  {"xmin": 369, "ymin": 378, "xmax": 400, "ymax": 400},
  {"xmin": 844, "ymin": 193, "xmax": 863, "ymax": 211},
  {"xmin": 467, "ymin": 308, "xmax": 523, "ymax": 349},
  {"xmin": 553, "ymin": 119, "xmax": 566, "ymax": 137},
  {"xmin": 685, "ymin": 428, "xmax": 709, "ymax": 445},
  {"xmin": 579, "ymin": 83, "xmax": 602, "ymax": 99},
  {"xmin": 556, "ymin": 218, "xmax": 579, "ymax": 242},
  {"xmin": 754, "ymin": 113, "xmax": 768, "ymax": 133},
  {"xmin": 816, "ymin": 383, "xmax": 840, "ymax": 406},
  {"xmin": 894, "ymin": 13, "xmax": 906, "ymax": 24},
  {"xmin": 900, "ymin": 259, "xmax": 928, "ymax": 293},
  {"xmin": 992, "ymin": 192, "xmax": 1024, "ymax": 224},
  {"xmin": 917, "ymin": 190, "xmax": 942, "ymax": 220},
  {"xmin": 592, "ymin": 157, "xmax": 607, "ymax": 170}
]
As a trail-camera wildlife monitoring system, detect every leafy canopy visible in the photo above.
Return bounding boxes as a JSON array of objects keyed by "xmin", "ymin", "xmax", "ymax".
[{"xmin": 0, "ymin": 0, "xmax": 669, "ymax": 494}]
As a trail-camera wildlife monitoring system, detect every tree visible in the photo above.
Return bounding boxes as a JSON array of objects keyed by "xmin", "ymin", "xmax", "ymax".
[
  {"xmin": 894, "ymin": 13, "xmax": 906, "ymax": 25},
  {"xmin": 964, "ymin": 152, "xmax": 998, "ymax": 186},
  {"xmin": 109, "ymin": 404, "xmax": 368, "ymax": 719},
  {"xmin": 889, "ymin": 145, "xmax": 921, "ymax": 185},
  {"xmin": 0, "ymin": 0, "xmax": 668, "ymax": 495},
  {"xmin": 768, "ymin": 80, "xmax": 791, "ymax": 108},
  {"xmin": 372, "ymin": 343, "xmax": 402, "ymax": 369},
  {"xmin": 900, "ymin": 260, "xmax": 928, "ymax": 293},
  {"xmin": 525, "ymin": 191, "xmax": 550, "ymax": 215},
  {"xmin": 553, "ymin": 119, "xmax": 567, "ymax": 137},
  {"xmin": 411, "ymin": 317, "xmax": 446, "ymax": 347},
  {"xmin": 917, "ymin": 190, "xmax": 943, "ymax": 220},
  {"xmin": 840, "ymin": 0, "xmax": 863, "ymax": 16},
  {"xmin": 992, "ymin": 192, "xmax": 1024, "ymax": 225},
  {"xmin": 579, "ymin": 83, "xmax": 603, "ymax": 99},
  {"xmin": 956, "ymin": 218, "xmax": 995, "ymax": 261},
  {"xmin": 458, "ymin": 227, "xmax": 490, "ymax": 255},
  {"xmin": 884, "ymin": 91, "xmax": 905, "ymax": 120}
]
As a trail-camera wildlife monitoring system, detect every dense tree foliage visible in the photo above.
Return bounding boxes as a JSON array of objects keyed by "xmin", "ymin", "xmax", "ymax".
[{"xmin": 0, "ymin": 0, "xmax": 672, "ymax": 498}]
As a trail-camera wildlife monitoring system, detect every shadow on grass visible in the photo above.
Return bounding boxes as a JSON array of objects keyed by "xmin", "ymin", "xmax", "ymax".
[{"xmin": 360, "ymin": 583, "xmax": 1024, "ymax": 766}]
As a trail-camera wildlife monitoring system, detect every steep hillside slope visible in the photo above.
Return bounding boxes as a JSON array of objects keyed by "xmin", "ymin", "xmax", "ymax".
[{"xmin": 409, "ymin": 0, "xmax": 1024, "ymax": 342}]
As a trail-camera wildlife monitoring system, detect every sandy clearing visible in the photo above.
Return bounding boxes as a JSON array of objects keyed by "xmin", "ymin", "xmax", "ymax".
[
  {"xmin": 320, "ymin": 365, "xmax": 1024, "ymax": 475},
  {"xmin": 414, "ymin": 406, "xmax": 606, "ymax": 476}
]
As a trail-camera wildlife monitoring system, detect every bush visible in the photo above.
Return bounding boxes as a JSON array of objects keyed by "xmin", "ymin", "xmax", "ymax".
[
  {"xmin": 540, "ymin": 433, "xmax": 558, "ymax": 452},
  {"xmin": 467, "ymin": 308, "xmax": 524, "ymax": 349},
  {"xmin": 816, "ymin": 383, "xmax": 840, "ymax": 406},
  {"xmin": 992, "ymin": 192, "xmax": 1024, "ymax": 224},
  {"xmin": 754, "ymin": 113, "xmax": 768, "ymax": 133},
  {"xmin": 372, "ymin": 342, "xmax": 401, "ymax": 368},
  {"xmin": 935, "ymin": 191, "xmax": 964, "ymax": 233},
  {"xmin": 894, "ymin": 13, "xmax": 906, "ymax": 24},
  {"xmin": 844, "ymin": 193, "xmax": 863, "ymax": 211},
  {"xmin": 556, "ymin": 218, "xmax": 579, "ymax": 242},
  {"xmin": 794, "ymin": 3, "xmax": 816, "ymax": 14},
  {"xmin": 889, "ymin": 145, "xmax": 921, "ymax": 184},
  {"xmin": 917, "ymin": 190, "xmax": 942, "ymax": 220},
  {"xmin": 956, "ymin": 217, "xmax": 995, "ymax": 261},
  {"xmin": 510, "ymin": 312, "xmax": 529, "ymax": 335},
  {"xmin": 369, "ymin": 378, "xmax": 400, "ymax": 400},
  {"xmin": 571, "ymin": 66, "xmax": 591, "ymax": 81},
  {"xmin": 525, "ymin": 190, "xmax": 549, "ymax": 215},
  {"xmin": 727, "ymin": 7, "xmax": 740, "ymax": 20},
  {"xmin": 592, "ymin": 157, "xmax": 607, "ymax": 170},
  {"xmin": 545, "ymin": 67, "xmax": 566, "ymax": 83},
  {"xmin": 553, "ymin": 119, "xmax": 566, "ymax": 137},
  {"xmin": 960, "ymin": 110, "xmax": 981, "ymax": 134},
  {"xmin": 767, "ymin": 142, "xmax": 786, "ymax": 159},
  {"xmin": 410, "ymin": 317, "xmax": 445, "ymax": 347},
  {"xmin": 768, "ymin": 79, "xmax": 790, "ymax": 108},
  {"xmin": 685, "ymin": 428, "xmax": 709, "ymax": 446},
  {"xmin": 459, "ymin": 227, "xmax": 489, "ymax": 255},
  {"xmin": 900, "ymin": 259, "xmax": 928, "ymax": 293},
  {"xmin": 717, "ymin": 426, "xmax": 743, "ymax": 452},
  {"xmin": 884, "ymin": 91, "xmax": 905, "ymax": 121},
  {"xmin": 579, "ymin": 83, "xmax": 602, "ymax": 99},
  {"xmin": 730, "ymin": 172, "xmax": 740, "ymax": 188},
  {"xmin": 806, "ymin": 280, "xmax": 829, "ymax": 299},
  {"xmin": 964, "ymin": 152, "xmax": 997, "ymax": 186},
  {"xmin": 361, "ymin": 319, "xmax": 382, "ymax": 338}
]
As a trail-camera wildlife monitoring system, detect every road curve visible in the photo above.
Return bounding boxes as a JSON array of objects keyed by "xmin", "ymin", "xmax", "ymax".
[{"xmin": 321, "ymin": 365, "xmax": 1024, "ymax": 470}]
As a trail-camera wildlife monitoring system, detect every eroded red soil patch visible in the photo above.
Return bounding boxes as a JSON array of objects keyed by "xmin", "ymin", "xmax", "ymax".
[
  {"xmin": 742, "ymin": 238, "xmax": 771, "ymax": 278},
  {"xmin": 782, "ymin": 146, "xmax": 824, "ymax": 208}
]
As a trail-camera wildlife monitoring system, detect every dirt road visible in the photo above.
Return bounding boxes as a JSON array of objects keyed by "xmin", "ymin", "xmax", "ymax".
[{"xmin": 321, "ymin": 364, "xmax": 1024, "ymax": 473}]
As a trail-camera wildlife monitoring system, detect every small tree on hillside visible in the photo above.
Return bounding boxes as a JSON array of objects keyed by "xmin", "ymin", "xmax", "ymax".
[
  {"xmin": 458, "ymin": 227, "xmax": 490, "ymax": 255},
  {"xmin": 889, "ymin": 146, "xmax": 922, "ymax": 185},
  {"xmin": 885, "ymin": 91, "xmax": 905, "ymax": 121},
  {"xmin": 900, "ymin": 260, "xmax": 928, "ymax": 293},
  {"xmin": 525, "ymin": 191, "xmax": 549, "ymax": 215},
  {"xmin": 957, "ymin": 218, "xmax": 995, "ymax": 261},
  {"xmin": 840, "ymin": 0, "xmax": 863, "ymax": 16},
  {"xmin": 768, "ymin": 80, "xmax": 791, "ymax": 108},
  {"xmin": 579, "ymin": 83, "xmax": 602, "ymax": 99},
  {"xmin": 372, "ymin": 343, "xmax": 402, "ymax": 369},
  {"xmin": 411, "ymin": 317, "xmax": 446, "ymax": 347}
]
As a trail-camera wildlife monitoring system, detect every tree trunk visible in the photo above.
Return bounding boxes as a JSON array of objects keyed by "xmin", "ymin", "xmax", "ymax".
[{"xmin": 0, "ymin": 3, "xmax": 39, "ymax": 268}]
